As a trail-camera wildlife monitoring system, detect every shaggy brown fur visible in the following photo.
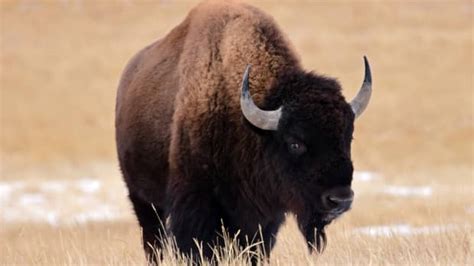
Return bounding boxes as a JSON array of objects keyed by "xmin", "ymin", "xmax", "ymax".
[{"xmin": 116, "ymin": 0, "xmax": 357, "ymax": 263}]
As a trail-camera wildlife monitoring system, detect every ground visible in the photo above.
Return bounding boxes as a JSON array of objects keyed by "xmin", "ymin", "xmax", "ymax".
[{"xmin": 1, "ymin": 0, "xmax": 473, "ymax": 265}]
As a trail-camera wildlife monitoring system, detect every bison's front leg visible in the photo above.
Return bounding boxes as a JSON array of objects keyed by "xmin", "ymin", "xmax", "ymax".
[
  {"xmin": 167, "ymin": 183, "xmax": 223, "ymax": 261},
  {"xmin": 129, "ymin": 194, "xmax": 166, "ymax": 264}
]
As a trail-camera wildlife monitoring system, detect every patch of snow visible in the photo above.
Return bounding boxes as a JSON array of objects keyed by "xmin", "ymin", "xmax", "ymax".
[
  {"xmin": 75, "ymin": 178, "xmax": 101, "ymax": 194},
  {"xmin": 19, "ymin": 193, "xmax": 45, "ymax": 206},
  {"xmin": 39, "ymin": 181, "xmax": 67, "ymax": 192},
  {"xmin": 354, "ymin": 223, "xmax": 461, "ymax": 237},
  {"xmin": 72, "ymin": 204, "xmax": 121, "ymax": 224},
  {"xmin": 43, "ymin": 211, "xmax": 59, "ymax": 226},
  {"xmin": 0, "ymin": 178, "xmax": 127, "ymax": 226},
  {"xmin": 3, "ymin": 206, "xmax": 59, "ymax": 226},
  {"xmin": 0, "ymin": 181, "xmax": 25, "ymax": 202},
  {"xmin": 353, "ymin": 171, "xmax": 379, "ymax": 182},
  {"xmin": 382, "ymin": 185, "xmax": 432, "ymax": 197}
]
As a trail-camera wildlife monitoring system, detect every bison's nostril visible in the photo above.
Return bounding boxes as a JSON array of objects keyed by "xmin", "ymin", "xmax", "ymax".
[
  {"xmin": 321, "ymin": 186, "xmax": 354, "ymax": 210},
  {"xmin": 325, "ymin": 195, "xmax": 353, "ymax": 211},
  {"xmin": 328, "ymin": 195, "xmax": 353, "ymax": 204}
]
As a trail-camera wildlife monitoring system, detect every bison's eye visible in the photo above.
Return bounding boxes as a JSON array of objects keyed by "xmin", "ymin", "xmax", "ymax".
[{"xmin": 288, "ymin": 142, "xmax": 307, "ymax": 156}]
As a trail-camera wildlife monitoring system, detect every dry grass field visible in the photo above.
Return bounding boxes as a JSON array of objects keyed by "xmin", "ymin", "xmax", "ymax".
[{"xmin": 1, "ymin": 0, "xmax": 473, "ymax": 265}]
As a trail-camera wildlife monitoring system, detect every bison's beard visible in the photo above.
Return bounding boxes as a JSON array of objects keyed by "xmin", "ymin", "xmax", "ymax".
[{"xmin": 299, "ymin": 213, "xmax": 331, "ymax": 253}]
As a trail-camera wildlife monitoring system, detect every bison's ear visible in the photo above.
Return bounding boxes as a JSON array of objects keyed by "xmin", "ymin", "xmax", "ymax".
[
  {"xmin": 350, "ymin": 56, "xmax": 372, "ymax": 118},
  {"xmin": 240, "ymin": 65, "xmax": 283, "ymax": 131}
]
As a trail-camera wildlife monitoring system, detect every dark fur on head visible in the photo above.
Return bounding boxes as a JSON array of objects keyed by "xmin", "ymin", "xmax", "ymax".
[{"xmin": 254, "ymin": 70, "xmax": 354, "ymax": 253}]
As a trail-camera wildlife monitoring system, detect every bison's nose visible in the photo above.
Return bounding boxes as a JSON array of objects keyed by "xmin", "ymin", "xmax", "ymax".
[{"xmin": 321, "ymin": 186, "xmax": 354, "ymax": 212}]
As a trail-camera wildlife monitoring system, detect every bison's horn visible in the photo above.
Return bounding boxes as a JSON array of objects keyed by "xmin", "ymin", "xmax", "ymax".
[
  {"xmin": 350, "ymin": 56, "xmax": 372, "ymax": 118},
  {"xmin": 240, "ymin": 65, "xmax": 282, "ymax": 131}
]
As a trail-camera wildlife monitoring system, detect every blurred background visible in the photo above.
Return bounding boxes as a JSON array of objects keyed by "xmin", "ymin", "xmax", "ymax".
[{"xmin": 0, "ymin": 0, "xmax": 472, "ymax": 264}]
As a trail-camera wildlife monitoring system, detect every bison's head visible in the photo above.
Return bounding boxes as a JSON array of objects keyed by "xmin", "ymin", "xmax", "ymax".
[{"xmin": 240, "ymin": 57, "xmax": 372, "ymax": 252}]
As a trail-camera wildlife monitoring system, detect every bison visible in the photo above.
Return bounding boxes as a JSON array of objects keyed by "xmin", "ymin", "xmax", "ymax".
[{"xmin": 115, "ymin": 0, "xmax": 372, "ymax": 263}]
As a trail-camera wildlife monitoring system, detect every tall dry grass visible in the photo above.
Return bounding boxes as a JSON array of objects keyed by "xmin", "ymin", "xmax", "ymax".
[
  {"xmin": 1, "ymin": 218, "xmax": 472, "ymax": 265},
  {"xmin": 1, "ymin": 0, "xmax": 473, "ymax": 265}
]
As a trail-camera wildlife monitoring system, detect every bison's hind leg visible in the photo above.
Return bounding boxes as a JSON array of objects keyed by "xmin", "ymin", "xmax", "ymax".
[{"xmin": 129, "ymin": 194, "xmax": 167, "ymax": 264}]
